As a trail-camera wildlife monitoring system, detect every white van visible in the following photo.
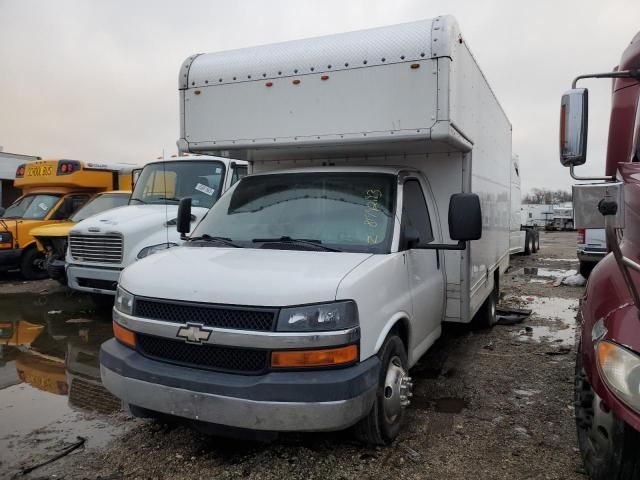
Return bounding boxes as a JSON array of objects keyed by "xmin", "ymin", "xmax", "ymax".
[
  {"xmin": 101, "ymin": 16, "xmax": 512, "ymax": 444},
  {"xmin": 66, "ymin": 155, "xmax": 247, "ymax": 295}
]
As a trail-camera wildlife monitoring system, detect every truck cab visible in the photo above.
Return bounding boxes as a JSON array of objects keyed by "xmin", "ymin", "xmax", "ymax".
[
  {"xmin": 559, "ymin": 30, "xmax": 640, "ymax": 479},
  {"xmin": 66, "ymin": 155, "xmax": 247, "ymax": 295},
  {"xmin": 101, "ymin": 16, "xmax": 511, "ymax": 444}
]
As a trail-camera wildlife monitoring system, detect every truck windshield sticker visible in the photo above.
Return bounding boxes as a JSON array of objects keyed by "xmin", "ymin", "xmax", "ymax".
[
  {"xmin": 364, "ymin": 189, "xmax": 382, "ymax": 243},
  {"xmin": 38, "ymin": 203, "xmax": 49, "ymax": 211},
  {"xmin": 195, "ymin": 183, "xmax": 215, "ymax": 196}
]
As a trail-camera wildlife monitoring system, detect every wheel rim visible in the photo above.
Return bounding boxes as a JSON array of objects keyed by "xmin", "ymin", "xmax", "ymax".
[
  {"xmin": 33, "ymin": 256, "xmax": 46, "ymax": 272},
  {"xmin": 382, "ymin": 356, "xmax": 412, "ymax": 424},
  {"xmin": 576, "ymin": 367, "xmax": 614, "ymax": 460}
]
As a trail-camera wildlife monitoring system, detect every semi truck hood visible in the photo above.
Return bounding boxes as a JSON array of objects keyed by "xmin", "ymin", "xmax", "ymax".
[
  {"xmin": 70, "ymin": 205, "xmax": 207, "ymax": 235},
  {"xmin": 120, "ymin": 246, "xmax": 373, "ymax": 306}
]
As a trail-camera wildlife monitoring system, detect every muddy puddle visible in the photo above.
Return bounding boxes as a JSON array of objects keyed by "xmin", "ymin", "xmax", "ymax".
[
  {"xmin": 0, "ymin": 290, "xmax": 130, "ymax": 476},
  {"xmin": 513, "ymin": 296, "xmax": 578, "ymax": 346}
]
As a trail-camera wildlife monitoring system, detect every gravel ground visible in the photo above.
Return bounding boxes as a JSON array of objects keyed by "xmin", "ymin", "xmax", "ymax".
[{"xmin": 5, "ymin": 231, "xmax": 586, "ymax": 480}]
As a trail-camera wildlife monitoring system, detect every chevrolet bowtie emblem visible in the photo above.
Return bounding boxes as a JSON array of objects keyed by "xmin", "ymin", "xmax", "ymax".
[{"xmin": 176, "ymin": 323, "xmax": 212, "ymax": 344}]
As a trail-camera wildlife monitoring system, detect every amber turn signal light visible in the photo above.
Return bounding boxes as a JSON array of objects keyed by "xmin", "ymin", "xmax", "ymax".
[
  {"xmin": 113, "ymin": 321, "xmax": 136, "ymax": 348},
  {"xmin": 271, "ymin": 344, "xmax": 358, "ymax": 368}
]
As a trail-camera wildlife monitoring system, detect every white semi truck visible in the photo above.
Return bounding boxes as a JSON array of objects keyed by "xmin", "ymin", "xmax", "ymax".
[
  {"xmin": 101, "ymin": 16, "xmax": 512, "ymax": 443},
  {"xmin": 66, "ymin": 155, "xmax": 248, "ymax": 295}
]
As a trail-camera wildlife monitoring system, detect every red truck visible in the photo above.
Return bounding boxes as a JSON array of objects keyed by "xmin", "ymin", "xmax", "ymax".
[{"xmin": 560, "ymin": 32, "xmax": 640, "ymax": 478}]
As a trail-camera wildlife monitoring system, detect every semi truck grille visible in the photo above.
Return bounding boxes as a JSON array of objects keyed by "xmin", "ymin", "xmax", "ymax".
[
  {"xmin": 136, "ymin": 334, "xmax": 269, "ymax": 374},
  {"xmin": 134, "ymin": 299, "xmax": 277, "ymax": 331},
  {"xmin": 69, "ymin": 234, "xmax": 123, "ymax": 264}
]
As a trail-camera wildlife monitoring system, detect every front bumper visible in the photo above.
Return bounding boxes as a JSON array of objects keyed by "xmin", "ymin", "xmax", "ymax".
[
  {"xmin": 67, "ymin": 264, "xmax": 121, "ymax": 295},
  {"xmin": 0, "ymin": 248, "xmax": 21, "ymax": 270},
  {"xmin": 101, "ymin": 339, "xmax": 379, "ymax": 432}
]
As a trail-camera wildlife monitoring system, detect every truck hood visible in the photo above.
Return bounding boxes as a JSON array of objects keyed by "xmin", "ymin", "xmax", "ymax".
[
  {"xmin": 120, "ymin": 246, "xmax": 373, "ymax": 306},
  {"xmin": 30, "ymin": 222, "xmax": 75, "ymax": 238},
  {"xmin": 70, "ymin": 205, "xmax": 207, "ymax": 235}
]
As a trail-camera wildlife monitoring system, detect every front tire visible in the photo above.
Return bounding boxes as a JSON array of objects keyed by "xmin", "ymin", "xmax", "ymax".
[
  {"xmin": 575, "ymin": 345, "xmax": 640, "ymax": 479},
  {"xmin": 20, "ymin": 247, "xmax": 48, "ymax": 280},
  {"xmin": 354, "ymin": 334, "xmax": 410, "ymax": 445}
]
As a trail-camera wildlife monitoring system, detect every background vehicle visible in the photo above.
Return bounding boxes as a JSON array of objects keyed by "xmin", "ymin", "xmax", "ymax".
[
  {"xmin": 521, "ymin": 203, "xmax": 554, "ymax": 228},
  {"xmin": 0, "ymin": 159, "xmax": 134, "ymax": 279},
  {"xmin": 31, "ymin": 191, "xmax": 131, "ymax": 284},
  {"xmin": 66, "ymin": 155, "xmax": 248, "ymax": 295},
  {"xmin": 509, "ymin": 155, "xmax": 540, "ymax": 255},
  {"xmin": 549, "ymin": 204, "xmax": 574, "ymax": 230},
  {"xmin": 559, "ymin": 30, "xmax": 640, "ymax": 479},
  {"xmin": 576, "ymin": 227, "xmax": 606, "ymax": 277},
  {"xmin": 102, "ymin": 16, "xmax": 512, "ymax": 444}
]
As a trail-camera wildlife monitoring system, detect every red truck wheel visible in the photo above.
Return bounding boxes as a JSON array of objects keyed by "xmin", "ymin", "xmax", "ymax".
[{"xmin": 575, "ymin": 346, "xmax": 640, "ymax": 479}]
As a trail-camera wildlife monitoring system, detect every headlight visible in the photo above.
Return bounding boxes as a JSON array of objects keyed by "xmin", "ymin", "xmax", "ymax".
[
  {"xmin": 137, "ymin": 242, "xmax": 178, "ymax": 259},
  {"xmin": 597, "ymin": 340, "xmax": 640, "ymax": 411},
  {"xmin": 0, "ymin": 231, "xmax": 13, "ymax": 245},
  {"xmin": 114, "ymin": 286, "xmax": 134, "ymax": 315},
  {"xmin": 277, "ymin": 301, "xmax": 358, "ymax": 332}
]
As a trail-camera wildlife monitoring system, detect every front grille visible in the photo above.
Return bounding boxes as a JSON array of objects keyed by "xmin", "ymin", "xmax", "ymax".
[
  {"xmin": 68, "ymin": 378, "xmax": 121, "ymax": 414},
  {"xmin": 136, "ymin": 334, "xmax": 269, "ymax": 374},
  {"xmin": 69, "ymin": 234, "xmax": 123, "ymax": 264},
  {"xmin": 77, "ymin": 278, "xmax": 118, "ymax": 291},
  {"xmin": 134, "ymin": 299, "xmax": 277, "ymax": 331}
]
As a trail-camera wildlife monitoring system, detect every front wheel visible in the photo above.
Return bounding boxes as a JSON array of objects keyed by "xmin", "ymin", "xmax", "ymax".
[
  {"xmin": 20, "ymin": 247, "xmax": 48, "ymax": 280},
  {"xmin": 354, "ymin": 334, "xmax": 411, "ymax": 445},
  {"xmin": 575, "ymin": 345, "xmax": 640, "ymax": 479}
]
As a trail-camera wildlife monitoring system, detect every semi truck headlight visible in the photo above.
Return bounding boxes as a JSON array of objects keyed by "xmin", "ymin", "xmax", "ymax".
[
  {"xmin": 115, "ymin": 286, "xmax": 134, "ymax": 315},
  {"xmin": 137, "ymin": 242, "xmax": 178, "ymax": 259},
  {"xmin": 597, "ymin": 340, "xmax": 640, "ymax": 411},
  {"xmin": 277, "ymin": 301, "xmax": 358, "ymax": 332}
]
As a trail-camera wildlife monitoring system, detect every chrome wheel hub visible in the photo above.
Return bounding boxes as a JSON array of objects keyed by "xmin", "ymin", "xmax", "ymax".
[{"xmin": 382, "ymin": 356, "xmax": 412, "ymax": 423}]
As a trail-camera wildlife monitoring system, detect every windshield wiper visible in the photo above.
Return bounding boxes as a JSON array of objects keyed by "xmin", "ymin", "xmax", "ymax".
[
  {"xmin": 252, "ymin": 236, "xmax": 342, "ymax": 252},
  {"xmin": 189, "ymin": 234, "xmax": 242, "ymax": 248},
  {"xmin": 157, "ymin": 197, "xmax": 182, "ymax": 203}
]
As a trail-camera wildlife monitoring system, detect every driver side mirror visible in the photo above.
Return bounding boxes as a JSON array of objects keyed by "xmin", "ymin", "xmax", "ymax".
[
  {"xmin": 560, "ymin": 88, "xmax": 589, "ymax": 167},
  {"xmin": 177, "ymin": 197, "xmax": 192, "ymax": 239}
]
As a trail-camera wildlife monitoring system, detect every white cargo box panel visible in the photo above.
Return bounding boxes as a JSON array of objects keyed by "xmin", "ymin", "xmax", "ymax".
[{"xmin": 179, "ymin": 16, "xmax": 479, "ymax": 159}]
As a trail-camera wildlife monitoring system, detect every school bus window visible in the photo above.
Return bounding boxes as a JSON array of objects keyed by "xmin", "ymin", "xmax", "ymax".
[
  {"xmin": 3, "ymin": 194, "xmax": 61, "ymax": 220},
  {"xmin": 50, "ymin": 195, "xmax": 90, "ymax": 220}
]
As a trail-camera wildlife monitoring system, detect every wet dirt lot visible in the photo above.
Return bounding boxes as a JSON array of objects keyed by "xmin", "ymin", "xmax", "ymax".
[{"xmin": 0, "ymin": 231, "xmax": 586, "ymax": 479}]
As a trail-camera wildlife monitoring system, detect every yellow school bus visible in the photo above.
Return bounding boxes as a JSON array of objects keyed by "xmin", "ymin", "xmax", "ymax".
[{"xmin": 0, "ymin": 159, "xmax": 135, "ymax": 279}]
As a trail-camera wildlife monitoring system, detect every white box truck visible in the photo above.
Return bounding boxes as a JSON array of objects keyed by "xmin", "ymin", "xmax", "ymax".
[
  {"xmin": 66, "ymin": 155, "xmax": 247, "ymax": 295},
  {"xmin": 101, "ymin": 16, "xmax": 512, "ymax": 444}
]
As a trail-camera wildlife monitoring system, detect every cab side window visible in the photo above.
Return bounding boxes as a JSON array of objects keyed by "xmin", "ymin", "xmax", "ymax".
[
  {"xmin": 50, "ymin": 195, "xmax": 90, "ymax": 220},
  {"xmin": 231, "ymin": 166, "xmax": 248, "ymax": 186},
  {"xmin": 402, "ymin": 179, "xmax": 434, "ymax": 246}
]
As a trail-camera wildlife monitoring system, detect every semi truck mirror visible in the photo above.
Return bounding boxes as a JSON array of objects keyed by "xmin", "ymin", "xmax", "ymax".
[
  {"xmin": 560, "ymin": 88, "xmax": 589, "ymax": 167},
  {"xmin": 573, "ymin": 182, "xmax": 625, "ymax": 229},
  {"xmin": 449, "ymin": 193, "xmax": 482, "ymax": 241},
  {"xmin": 177, "ymin": 197, "xmax": 192, "ymax": 238}
]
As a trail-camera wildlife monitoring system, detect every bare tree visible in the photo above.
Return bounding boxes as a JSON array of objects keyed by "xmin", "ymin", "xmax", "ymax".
[{"xmin": 523, "ymin": 188, "xmax": 571, "ymax": 204}]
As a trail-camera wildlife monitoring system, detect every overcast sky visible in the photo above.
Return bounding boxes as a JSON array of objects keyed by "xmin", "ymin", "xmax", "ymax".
[{"xmin": 1, "ymin": 0, "xmax": 638, "ymax": 193}]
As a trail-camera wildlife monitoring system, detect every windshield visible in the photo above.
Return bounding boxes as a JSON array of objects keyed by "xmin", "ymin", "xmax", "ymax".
[
  {"xmin": 130, "ymin": 160, "xmax": 225, "ymax": 208},
  {"xmin": 70, "ymin": 193, "xmax": 130, "ymax": 222},
  {"xmin": 192, "ymin": 172, "xmax": 396, "ymax": 253},
  {"xmin": 3, "ymin": 194, "xmax": 61, "ymax": 220}
]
